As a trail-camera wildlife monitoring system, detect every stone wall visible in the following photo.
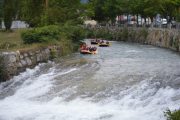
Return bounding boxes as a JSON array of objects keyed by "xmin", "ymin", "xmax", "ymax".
[
  {"xmin": 146, "ymin": 29, "xmax": 180, "ymax": 51},
  {"xmin": 95, "ymin": 27, "xmax": 180, "ymax": 52},
  {"xmin": 129, "ymin": 28, "xmax": 180, "ymax": 51},
  {"xmin": 0, "ymin": 46, "xmax": 61, "ymax": 82}
]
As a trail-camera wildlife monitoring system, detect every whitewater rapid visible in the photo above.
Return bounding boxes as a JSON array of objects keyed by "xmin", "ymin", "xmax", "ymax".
[{"xmin": 0, "ymin": 42, "xmax": 180, "ymax": 120}]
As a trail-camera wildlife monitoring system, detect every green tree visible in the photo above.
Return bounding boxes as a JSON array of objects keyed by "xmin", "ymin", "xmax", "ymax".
[
  {"xmin": 19, "ymin": 0, "xmax": 82, "ymax": 27},
  {"xmin": 174, "ymin": 0, "xmax": 180, "ymax": 22},
  {"xmin": 89, "ymin": 0, "xmax": 119, "ymax": 23},
  {"xmin": 3, "ymin": 0, "xmax": 16, "ymax": 30},
  {"xmin": 129, "ymin": 0, "xmax": 142, "ymax": 24},
  {"xmin": 79, "ymin": 0, "xmax": 94, "ymax": 20},
  {"xmin": 177, "ymin": 9, "xmax": 180, "ymax": 22},
  {"xmin": 102, "ymin": 0, "xmax": 119, "ymax": 23},
  {"xmin": 90, "ymin": 0, "xmax": 107, "ymax": 22},
  {"xmin": 143, "ymin": 0, "xmax": 162, "ymax": 22},
  {"xmin": 160, "ymin": 0, "xmax": 179, "ymax": 22},
  {"xmin": 0, "ymin": 0, "xmax": 3, "ymax": 29},
  {"xmin": 45, "ymin": 0, "xmax": 81, "ymax": 25},
  {"xmin": 19, "ymin": 0, "xmax": 45, "ymax": 27}
]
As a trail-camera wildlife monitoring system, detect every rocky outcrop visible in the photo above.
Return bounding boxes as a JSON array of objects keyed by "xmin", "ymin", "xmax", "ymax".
[{"xmin": 0, "ymin": 46, "xmax": 61, "ymax": 82}]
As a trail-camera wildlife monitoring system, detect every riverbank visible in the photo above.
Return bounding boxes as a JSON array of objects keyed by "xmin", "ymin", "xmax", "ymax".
[
  {"xmin": 0, "ymin": 29, "xmax": 24, "ymax": 50},
  {"xmin": 0, "ymin": 25, "xmax": 84, "ymax": 82},
  {"xmin": 0, "ymin": 29, "xmax": 62, "ymax": 51},
  {"xmin": 1, "ymin": 27, "xmax": 180, "ymax": 82},
  {"xmin": 0, "ymin": 41, "xmax": 76, "ymax": 82}
]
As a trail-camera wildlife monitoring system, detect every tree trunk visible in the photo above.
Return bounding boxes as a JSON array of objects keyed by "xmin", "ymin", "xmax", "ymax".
[
  {"xmin": 136, "ymin": 14, "xmax": 138, "ymax": 27},
  {"xmin": 150, "ymin": 17, "xmax": 154, "ymax": 28},
  {"xmin": 0, "ymin": 19, "xmax": 2, "ymax": 29},
  {"xmin": 126, "ymin": 14, "xmax": 128, "ymax": 25},
  {"xmin": 144, "ymin": 17, "xmax": 147, "ymax": 27},
  {"xmin": 4, "ymin": 16, "xmax": 13, "ymax": 30},
  {"xmin": 3, "ymin": 0, "xmax": 14, "ymax": 30}
]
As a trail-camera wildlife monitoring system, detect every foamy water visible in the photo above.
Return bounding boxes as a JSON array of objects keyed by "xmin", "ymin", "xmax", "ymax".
[{"xmin": 0, "ymin": 42, "xmax": 180, "ymax": 120}]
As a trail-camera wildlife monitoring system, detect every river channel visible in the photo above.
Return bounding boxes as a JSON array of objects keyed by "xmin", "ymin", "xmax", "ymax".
[{"xmin": 0, "ymin": 41, "xmax": 180, "ymax": 120}]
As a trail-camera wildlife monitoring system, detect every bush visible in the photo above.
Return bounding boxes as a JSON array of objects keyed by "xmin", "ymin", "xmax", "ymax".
[
  {"xmin": 85, "ymin": 29, "xmax": 96, "ymax": 38},
  {"xmin": 69, "ymin": 26, "xmax": 86, "ymax": 43},
  {"xmin": 165, "ymin": 109, "xmax": 180, "ymax": 120},
  {"xmin": 59, "ymin": 25, "xmax": 87, "ymax": 43},
  {"xmin": 21, "ymin": 24, "xmax": 89, "ymax": 45},
  {"xmin": 86, "ymin": 29, "xmax": 113, "ymax": 40},
  {"xmin": 21, "ymin": 25, "xmax": 60, "ymax": 44}
]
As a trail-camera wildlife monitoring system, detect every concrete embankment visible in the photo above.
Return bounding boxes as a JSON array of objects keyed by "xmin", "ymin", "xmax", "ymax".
[
  {"xmin": 146, "ymin": 29, "xmax": 180, "ymax": 51},
  {"xmin": 0, "ymin": 46, "xmax": 61, "ymax": 82},
  {"xmin": 126, "ymin": 28, "xmax": 180, "ymax": 51},
  {"xmin": 95, "ymin": 27, "xmax": 180, "ymax": 51}
]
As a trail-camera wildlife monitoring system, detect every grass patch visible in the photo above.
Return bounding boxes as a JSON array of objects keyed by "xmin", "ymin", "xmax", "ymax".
[
  {"xmin": 0, "ymin": 29, "xmax": 58, "ymax": 51},
  {"xmin": 0, "ymin": 24, "xmax": 88, "ymax": 54},
  {"xmin": 0, "ymin": 29, "xmax": 25, "ymax": 50}
]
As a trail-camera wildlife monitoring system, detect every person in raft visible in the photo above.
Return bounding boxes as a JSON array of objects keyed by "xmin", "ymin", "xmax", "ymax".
[{"xmin": 80, "ymin": 42, "xmax": 87, "ymax": 50}]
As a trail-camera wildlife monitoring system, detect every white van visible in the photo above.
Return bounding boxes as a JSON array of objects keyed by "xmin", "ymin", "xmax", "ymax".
[{"xmin": 161, "ymin": 18, "xmax": 167, "ymax": 25}]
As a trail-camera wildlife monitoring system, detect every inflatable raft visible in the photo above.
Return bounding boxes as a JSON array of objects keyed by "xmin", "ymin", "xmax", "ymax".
[
  {"xmin": 99, "ymin": 42, "xmax": 110, "ymax": 47},
  {"xmin": 80, "ymin": 49, "xmax": 98, "ymax": 54}
]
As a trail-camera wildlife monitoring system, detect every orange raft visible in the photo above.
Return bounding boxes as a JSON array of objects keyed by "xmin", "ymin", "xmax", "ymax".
[
  {"xmin": 80, "ymin": 45, "xmax": 98, "ymax": 54},
  {"xmin": 80, "ymin": 42, "xmax": 98, "ymax": 54},
  {"xmin": 80, "ymin": 49, "xmax": 98, "ymax": 54}
]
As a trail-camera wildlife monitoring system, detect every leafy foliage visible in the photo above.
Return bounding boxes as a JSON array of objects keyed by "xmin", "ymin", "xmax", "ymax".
[
  {"xmin": 61, "ymin": 25, "xmax": 86, "ymax": 43},
  {"xmin": 87, "ymin": 0, "xmax": 180, "ymax": 24},
  {"xmin": 165, "ymin": 109, "xmax": 180, "ymax": 120},
  {"xmin": 19, "ymin": 0, "xmax": 45, "ymax": 27},
  {"xmin": 0, "ymin": 0, "xmax": 3, "ymax": 20},
  {"xmin": 1, "ymin": 0, "xmax": 180, "ymax": 29},
  {"xmin": 21, "ymin": 25, "xmax": 87, "ymax": 44},
  {"xmin": 21, "ymin": 25, "xmax": 60, "ymax": 44},
  {"xmin": 18, "ymin": 0, "xmax": 83, "ymax": 27},
  {"xmin": 3, "ymin": 0, "xmax": 17, "ymax": 30}
]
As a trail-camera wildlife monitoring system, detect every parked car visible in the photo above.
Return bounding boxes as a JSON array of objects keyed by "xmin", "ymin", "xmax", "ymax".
[
  {"xmin": 161, "ymin": 18, "xmax": 167, "ymax": 25},
  {"xmin": 161, "ymin": 18, "xmax": 167, "ymax": 28},
  {"xmin": 171, "ymin": 20, "xmax": 176, "ymax": 28}
]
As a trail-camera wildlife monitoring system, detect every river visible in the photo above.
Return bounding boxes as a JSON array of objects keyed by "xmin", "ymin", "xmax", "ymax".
[{"xmin": 0, "ymin": 41, "xmax": 180, "ymax": 120}]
